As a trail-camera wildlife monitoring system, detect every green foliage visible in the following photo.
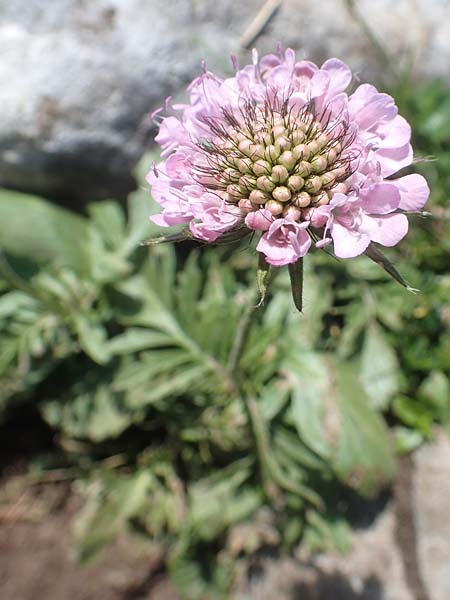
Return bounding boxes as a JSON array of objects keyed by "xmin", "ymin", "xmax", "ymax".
[{"xmin": 1, "ymin": 75, "xmax": 450, "ymax": 597}]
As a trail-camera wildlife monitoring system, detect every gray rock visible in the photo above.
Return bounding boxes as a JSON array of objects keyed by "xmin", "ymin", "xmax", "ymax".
[
  {"xmin": 0, "ymin": 0, "xmax": 257, "ymax": 202},
  {"xmin": 238, "ymin": 509, "xmax": 412, "ymax": 600},
  {"xmin": 1, "ymin": 0, "xmax": 449, "ymax": 203},
  {"xmin": 413, "ymin": 430, "xmax": 450, "ymax": 600}
]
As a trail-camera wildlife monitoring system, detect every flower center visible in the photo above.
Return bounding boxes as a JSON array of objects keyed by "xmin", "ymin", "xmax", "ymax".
[{"xmin": 197, "ymin": 100, "xmax": 356, "ymax": 222}]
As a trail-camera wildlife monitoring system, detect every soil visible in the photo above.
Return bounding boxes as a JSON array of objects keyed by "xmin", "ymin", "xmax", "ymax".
[
  {"xmin": 0, "ymin": 470, "xmax": 180, "ymax": 600},
  {"xmin": 0, "ymin": 407, "xmax": 178, "ymax": 600}
]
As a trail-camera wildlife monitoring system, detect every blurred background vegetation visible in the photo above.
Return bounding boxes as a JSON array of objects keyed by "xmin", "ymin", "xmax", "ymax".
[{"xmin": 1, "ymin": 2, "xmax": 450, "ymax": 599}]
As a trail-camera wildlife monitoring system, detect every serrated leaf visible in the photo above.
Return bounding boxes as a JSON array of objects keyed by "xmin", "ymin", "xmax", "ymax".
[
  {"xmin": 288, "ymin": 352, "xmax": 395, "ymax": 496},
  {"xmin": 188, "ymin": 458, "xmax": 259, "ymax": 541},
  {"xmin": 42, "ymin": 383, "xmax": 132, "ymax": 442},
  {"xmin": 74, "ymin": 315, "xmax": 111, "ymax": 365},
  {"xmin": 106, "ymin": 328, "xmax": 175, "ymax": 355}
]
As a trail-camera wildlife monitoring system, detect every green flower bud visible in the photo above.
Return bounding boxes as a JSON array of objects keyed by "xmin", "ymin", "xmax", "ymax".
[
  {"xmin": 293, "ymin": 191, "xmax": 311, "ymax": 208},
  {"xmin": 239, "ymin": 175, "xmax": 256, "ymax": 190},
  {"xmin": 279, "ymin": 151, "xmax": 296, "ymax": 170},
  {"xmin": 320, "ymin": 171, "xmax": 336, "ymax": 187},
  {"xmin": 287, "ymin": 175, "xmax": 305, "ymax": 191},
  {"xmin": 307, "ymin": 140, "xmax": 321, "ymax": 155},
  {"xmin": 311, "ymin": 191, "xmax": 330, "ymax": 206},
  {"xmin": 272, "ymin": 186, "xmax": 292, "ymax": 202},
  {"xmin": 238, "ymin": 139, "xmax": 253, "ymax": 155},
  {"xmin": 224, "ymin": 167, "xmax": 240, "ymax": 182},
  {"xmin": 304, "ymin": 175, "xmax": 322, "ymax": 194},
  {"xmin": 249, "ymin": 189, "xmax": 268, "ymax": 205},
  {"xmin": 276, "ymin": 135, "xmax": 292, "ymax": 151},
  {"xmin": 238, "ymin": 198, "xmax": 253, "ymax": 214},
  {"xmin": 293, "ymin": 144, "xmax": 311, "ymax": 161},
  {"xmin": 253, "ymin": 159, "xmax": 272, "ymax": 176},
  {"xmin": 271, "ymin": 164, "xmax": 289, "ymax": 183},
  {"xmin": 257, "ymin": 175, "xmax": 276, "ymax": 192},
  {"xmin": 311, "ymin": 155, "xmax": 328, "ymax": 173},
  {"xmin": 236, "ymin": 158, "xmax": 253, "ymax": 173},
  {"xmin": 265, "ymin": 144, "xmax": 281, "ymax": 162},
  {"xmin": 283, "ymin": 205, "xmax": 302, "ymax": 220},
  {"xmin": 292, "ymin": 129, "xmax": 306, "ymax": 144},
  {"xmin": 265, "ymin": 199, "xmax": 284, "ymax": 215},
  {"xmin": 296, "ymin": 161, "xmax": 312, "ymax": 177},
  {"xmin": 227, "ymin": 183, "xmax": 242, "ymax": 199},
  {"xmin": 326, "ymin": 147, "xmax": 338, "ymax": 164}
]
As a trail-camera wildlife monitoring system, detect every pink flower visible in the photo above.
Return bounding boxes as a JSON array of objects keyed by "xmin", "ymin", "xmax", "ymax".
[
  {"xmin": 257, "ymin": 219, "xmax": 311, "ymax": 266},
  {"xmin": 147, "ymin": 47, "xmax": 429, "ymax": 266},
  {"xmin": 189, "ymin": 193, "xmax": 241, "ymax": 242}
]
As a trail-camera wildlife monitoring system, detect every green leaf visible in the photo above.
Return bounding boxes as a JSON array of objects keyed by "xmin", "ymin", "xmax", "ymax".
[
  {"xmin": 360, "ymin": 322, "xmax": 400, "ymax": 410},
  {"xmin": 288, "ymin": 352, "xmax": 395, "ymax": 496},
  {"xmin": 106, "ymin": 328, "xmax": 175, "ymax": 355},
  {"xmin": 0, "ymin": 189, "xmax": 92, "ymax": 274},
  {"xmin": 75, "ymin": 470, "xmax": 152, "ymax": 562},
  {"xmin": 188, "ymin": 459, "xmax": 260, "ymax": 541},
  {"xmin": 392, "ymin": 395, "xmax": 434, "ymax": 435},
  {"xmin": 42, "ymin": 382, "xmax": 132, "ymax": 442},
  {"xmin": 393, "ymin": 426, "xmax": 424, "ymax": 454},
  {"xmin": 87, "ymin": 201, "xmax": 126, "ymax": 250},
  {"xmin": 418, "ymin": 371, "xmax": 450, "ymax": 419},
  {"xmin": 73, "ymin": 315, "xmax": 111, "ymax": 365}
]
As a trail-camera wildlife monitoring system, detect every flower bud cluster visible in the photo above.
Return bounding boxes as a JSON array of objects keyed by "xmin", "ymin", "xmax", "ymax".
[{"xmin": 203, "ymin": 106, "xmax": 353, "ymax": 222}]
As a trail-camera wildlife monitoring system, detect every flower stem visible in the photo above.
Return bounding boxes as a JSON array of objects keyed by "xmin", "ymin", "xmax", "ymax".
[{"xmin": 226, "ymin": 289, "xmax": 259, "ymax": 376}]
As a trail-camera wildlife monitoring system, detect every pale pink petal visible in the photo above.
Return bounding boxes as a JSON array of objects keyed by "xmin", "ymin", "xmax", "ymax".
[
  {"xmin": 257, "ymin": 219, "xmax": 311, "ymax": 266},
  {"xmin": 361, "ymin": 213, "xmax": 409, "ymax": 246},
  {"xmin": 289, "ymin": 227, "xmax": 312, "ymax": 257},
  {"xmin": 331, "ymin": 221, "xmax": 371, "ymax": 258},
  {"xmin": 349, "ymin": 84, "xmax": 378, "ymax": 114},
  {"xmin": 155, "ymin": 117, "xmax": 190, "ymax": 156},
  {"xmin": 376, "ymin": 143, "xmax": 413, "ymax": 176},
  {"xmin": 256, "ymin": 233, "xmax": 294, "ymax": 266},
  {"xmin": 321, "ymin": 58, "xmax": 352, "ymax": 96},
  {"xmin": 359, "ymin": 182, "xmax": 401, "ymax": 214},
  {"xmin": 309, "ymin": 70, "xmax": 330, "ymax": 99},
  {"xmin": 330, "ymin": 193, "xmax": 350, "ymax": 209},
  {"xmin": 391, "ymin": 174, "xmax": 430, "ymax": 211},
  {"xmin": 245, "ymin": 209, "xmax": 273, "ymax": 231},
  {"xmin": 377, "ymin": 115, "xmax": 411, "ymax": 149},
  {"xmin": 189, "ymin": 221, "xmax": 223, "ymax": 242},
  {"xmin": 150, "ymin": 212, "xmax": 191, "ymax": 227},
  {"xmin": 350, "ymin": 84, "xmax": 397, "ymax": 130},
  {"xmin": 293, "ymin": 60, "xmax": 318, "ymax": 79},
  {"xmin": 308, "ymin": 205, "xmax": 331, "ymax": 227},
  {"xmin": 316, "ymin": 237, "xmax": 332, "ymax": 249}
]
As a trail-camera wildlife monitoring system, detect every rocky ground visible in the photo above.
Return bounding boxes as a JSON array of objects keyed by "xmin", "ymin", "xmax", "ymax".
[{"xmin": 1, "ymin": 428, "xmax": 449, "ymax": 600}]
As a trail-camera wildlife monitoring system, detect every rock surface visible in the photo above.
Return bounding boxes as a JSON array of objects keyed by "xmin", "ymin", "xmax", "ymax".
[
  {"xmin": 0, "ymin": 0, "xmax": 449, "ymax": 203},
  {"xmin": 413, "ymin": 430, "xmax": 450, "ymax": 600},
  {"xmin": 239, "ymin": 430, "xmax": 450, "ymax": 600},
  {"xmin": 239, "ymin": 508, "xmax": 412, "ymax": 600}
]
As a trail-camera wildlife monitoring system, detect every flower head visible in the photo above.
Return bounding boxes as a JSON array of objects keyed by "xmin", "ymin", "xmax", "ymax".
[{"xmin": 147, "ymin": 47, "xmax": 429, "ymax": 300}]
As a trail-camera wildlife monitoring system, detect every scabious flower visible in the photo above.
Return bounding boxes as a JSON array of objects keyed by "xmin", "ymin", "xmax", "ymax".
[{"xmin": 146, "ymin": 46, "xmax": 429, "ymax": 301}]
